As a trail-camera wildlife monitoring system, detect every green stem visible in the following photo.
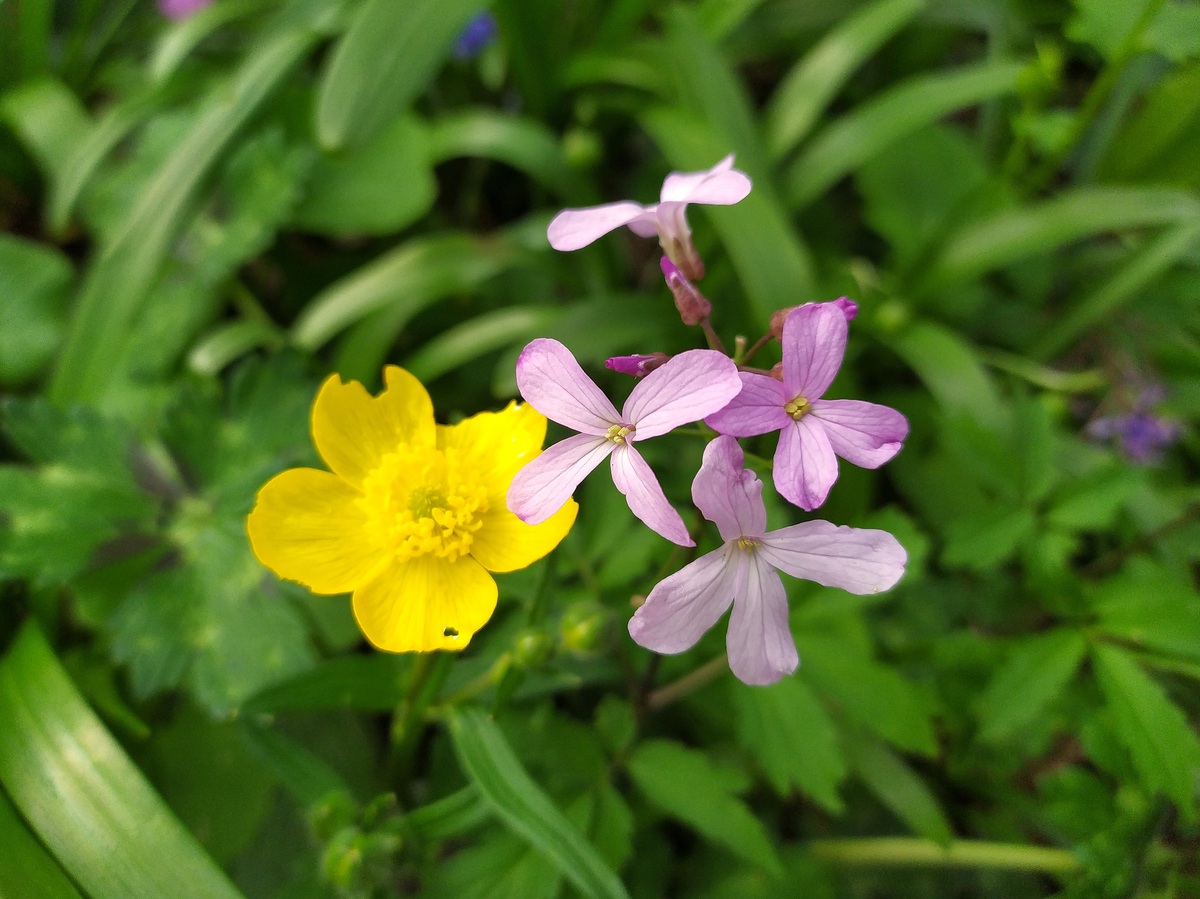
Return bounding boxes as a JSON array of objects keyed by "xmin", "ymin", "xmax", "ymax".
[
  {"xmin": 978, "ymin": 349, "xmax": 1106, "ymax": 393},
  {"xmin": 807, "ymin": 838, "xmax": 1080, "ymax": 878},
  {"xmin": 739, "ymin": 332, "xmax": 774, "ymax": 366},
  {"xmin": 646, "ymin": 654, "xmax": 728, "ymax": 710}
]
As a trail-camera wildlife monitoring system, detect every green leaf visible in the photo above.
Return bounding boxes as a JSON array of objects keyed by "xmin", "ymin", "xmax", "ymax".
[
  {"xmin": 1097, "ymin": 65, "xmax": 1200, "ymax": 187},
  {"xmin": 845, "ymin": 735, "xmax": 953, "ymax": 844},
  {"xmin": 0, "ymin": 789, "xmax": 82, "ymax": 899},
  {"xmin": 1046, "ymin": 466, "xmax": 1143, "ymax": 531},
  {"xmin": 292, "ymin": 232, "xmax": 519, "ymax": 352},
  {"xmin": 784, "ymin": 60, "xmax": 1024, "ymax": 207},
  {"xmin": 49, "ymin": 19, "xmax": 320, "ymax": 406},
  {"xmin": 885, "ymin": 320, "xmax": 1005, "ymax": 429},
  {"xmin": 1092, "ymin": 642, "xmax": 1200, "ymax": 814},
  {"xmin": 976, "ymin": 629, "xmax": 1088, "ymax": 743},
  {"xmin": 941, "ymin": 507, "xmax": 1037, "ymax": 571},
  {"xmin": 0, "ymin": 622, "xmax": 245, "ymax": 899},
  {"xmin": 764, "ymin": 0, "xmax": 927, "ymax": 160},
  {"xmin": 406, "ymin": 788, "xmax": 490, "ymax": 842},
  {"xmin": 919, "ymin": 186, "xmax": 1200, "ymax": 293},
  {"xmin": 237, "ymin": 723, "xmax": 351, "ymax": 810},
  {"xmin": 316, "ymin": 0, "xmax": 489, "ymax": 149},
  {"xmin": 405, "ymin": 307, "xmax": 558, "ymax": 384},
  {"xmin": 243, "ymin": 655, "xmax": 410, "ymax": 714},
  {"xmin": 294, "ymin": 114, "xmax": 436, "ymax": 236},
  {"xmin": 446, "ymin": 706, "xmax": 629, "ymax": 899},
  {"xmin": 0, "ymin": 77, "xmax": 91, "ymax": 188},
  {"xmin": 733, "ymin": 677, "xmax": 846, "ymax": 811},
  {"xmin": 0, "ymin": 234, "xmax": 73, "ymax": 385},
  {"xmin": 795, "ymin": 635, "xmax": 937, "ymax": 756},
  {"xmin": 627, "ymin": 738, "xmax": 783, "ymax": 874},
  {"xmin": 1093, "ymin": 560, "xmax": 1200, "ymax": 661}
]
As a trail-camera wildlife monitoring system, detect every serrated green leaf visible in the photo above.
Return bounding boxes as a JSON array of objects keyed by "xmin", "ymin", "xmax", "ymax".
[
  {"xmin": 845, "ymin": 735, "xmax": 953, "ymax": 844},
  {"xmin": 316, "ymin": 0, "xmax": 489, "ymax": 149},
  {"xmin": 977, "ymin": 629, "xmax": 1087, "ymax": 743},
  {"xmin": 941, "ymin": 507, "xmax": 1037, "ymax": 570},
  {"xmin": 1092, "ymin": 642, "xmax": 1200, "ymax": 814},
  {"xmin": 1093, "ymin": 560, "xmax": 1200, "ymax": 661},
  {"xmin": 1047, "ymin": 466, "xmax": 1143, "ymax": 530},
  {"xmin": 447, "ymin": 707, "xmax": 629, "ymax": 899},
  {"xmin": 733, "ymin": 677, "xmax": 846, "ymax": 810},
  {"xmin": 627, "ymin": 738, "xmax": 783, "ymax": 874},
  {"xmin": 0, "ymin": 622, "xmax": 245, "ymax": 899}
]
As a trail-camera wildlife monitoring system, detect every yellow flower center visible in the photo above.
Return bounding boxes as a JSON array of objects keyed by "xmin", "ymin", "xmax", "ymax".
[
  {"xmin": 358, "ymin": 444, "xmax": 489, "ymax": 563},
  {"xmin": 784, "ymin": 396, "xmax": 810, "ymax": 420},
  {"xmin": 606, "ymin": 424, "xmax": 634, "ymax": 444},
  {"xmin": 735, "ymin": 536, "xmax": 761, "ymax": 551}
]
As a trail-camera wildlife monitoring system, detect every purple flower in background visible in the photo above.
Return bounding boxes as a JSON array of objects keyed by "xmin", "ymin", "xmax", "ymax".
[
  {"xmin": 629, "ymin": 436, "xmax": 906, "ymax": 685},
  {"xmin": 453, "ymin": 11, "xmax": 498, "ymax": 59},
  {"xmin": 1087, "ymin": 385, "xmax": 1181, "ymax": 464},
  {"xmin": 706, "ymin": 301, "xmax": 908, "ymax": 511},
  {"xmin": 546, "ymin": 154, "xmax": 752, "ymax": 280},
  {"xmin": 158, "ymin": 0, "xmax": 213, "ymax": 19},
  {"xmin": 507, "ymin": 339, "xmax": 741, "ymax": 545}
]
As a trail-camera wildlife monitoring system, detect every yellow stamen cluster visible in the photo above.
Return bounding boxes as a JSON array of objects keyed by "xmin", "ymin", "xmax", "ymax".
[
  {"xmin": 606, "ymin": 424, "xmax": 634, "ymax": 443},
  {"xmin": 358, "ymin": 445, "xmax": 488, "ymax": 563},
  {"xmin": 735, "ymin": 536, "xmax": 761, "ymax": 551},
  {"xmin": 784, "ymin": 396, "xmax": 810, "ymax": 420}
]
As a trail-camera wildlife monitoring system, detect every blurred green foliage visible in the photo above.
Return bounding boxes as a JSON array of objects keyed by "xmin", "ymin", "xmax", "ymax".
[{"xmin": 1, "ymin": 0, "xmax": 1199, "ymax": 896}]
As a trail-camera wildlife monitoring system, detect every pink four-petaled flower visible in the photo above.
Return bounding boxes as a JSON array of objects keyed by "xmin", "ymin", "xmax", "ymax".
[
  {"xmin": 706, "ymin": 301, "xmax": 909, "ymax": 511},
  {"xmin": 546, "ymin": 155, "xmax": 751, "ymax": 280},
  {"xmin": 629, "ymin": 436, "xmax": 907, "ymax": 685},
  {"xmin": 507, "ymin": 339, "xmax": 742, "ymax": 546}
]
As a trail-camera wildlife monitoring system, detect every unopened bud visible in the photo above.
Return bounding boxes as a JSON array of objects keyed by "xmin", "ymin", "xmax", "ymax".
[
  {"xmin": 511, "ymin": 630, "xmax": 554, "ymax": 669},
  {"xmin": 660, "ymin": 257, "xmax": 712, "ymax": 326},
  {"xmin": 606, "ymin": 353, "xmax": 670, "ymax": 377},
  {"xmin": 769, "ymin": 362, "xmax": 784, "ymax": 380},
  {"xmin": 560, "ymin": 602, "xmax": 612, "ymax": 656}
]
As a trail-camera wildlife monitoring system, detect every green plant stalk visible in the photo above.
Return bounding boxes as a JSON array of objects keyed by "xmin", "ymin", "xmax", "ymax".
[
  {"xmin": 646, "ymin": 654, "xmax": 729, "ymax": 711},
  {"xmin": 808, "ymin": 837, "xmax": 1080, "ymax": 877}
]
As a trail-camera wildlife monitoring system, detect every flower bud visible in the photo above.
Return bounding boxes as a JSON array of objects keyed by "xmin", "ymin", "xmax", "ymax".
[
  {"xmin": 560, "ymin": 602, "xmax": 612, "ymax": 656},
  {"xmin": 660, "ymin": 257, "xmax": 712, "ymax": 326},
  {"xmin": 606, "ymin": 353, "xmax": 670, "ymax": 377},
  {"xmin": 511, "ymin": 630, "xmax": 554, "ymax": 669}
]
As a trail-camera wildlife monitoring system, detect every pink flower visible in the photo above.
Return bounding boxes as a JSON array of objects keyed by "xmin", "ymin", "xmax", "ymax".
[
  {"xmin": 706, "ymin": 301, "xmax": 908, "ymax": 511},
  {"xmin": 629, "ymin": 436, "xmax": 906, "ymax": 685},
  {"xmin": 507, "ymin": 339, "xmax": 741, "ymax": 546},
  {"xmin": 606, "ymin": 353, "xmax": 670, "ymax": 378},
  {"xmin": 546, "ymin": 154, "xmax": 752, "ymax": 280}
]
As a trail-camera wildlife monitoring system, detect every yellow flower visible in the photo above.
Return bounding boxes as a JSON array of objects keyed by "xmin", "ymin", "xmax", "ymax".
[{"xmin": 246, "ymin": 366, "xmax": 577, "ymax": 653}]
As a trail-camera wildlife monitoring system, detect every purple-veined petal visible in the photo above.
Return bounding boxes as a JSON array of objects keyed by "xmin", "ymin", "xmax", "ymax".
[
  {"xmin": 758, "ymin": 520, "xmax": 906, "ymax": 595},
  {"xmin": 775, "ymin": 416, "xmax": 838, "ymax": 511},
  {"xmin": 516, "ymin": 338, "xmax": 620, "ymax": 435},
  {"xmin": 704, "ymin": 372, "xmax": 788, "ymax": 436},
  {"xmin": 692, "ymin": 436, "xmax": 767, "ymax": 542},
  {"xmin": 507, "ymin": 433, "xmax": 612, "ymax": 524},
  {"xmin": 811, "ymin": 399, "xmax": 908, "ymax": 468},
  {"xmin": 628, "ymin": 544, "xmax": 737, "ymax": 653},
  {"xmin": 660, "ymin": 154, "xmax": 752, "ymax": 205},
  {"xmin": 623, "ymin": 349, "xmax": 740, "ymax": 439},
  {"xmin": 781, "ymin": 303, "xmax": 848, "ymax": 399},
  {"xmin": 726, "ymin": 555, "xmax": 798, "ymax": 685},
  {"xmin": 547, "ymin": 202, "xmax": 651, "ymax": 251},
  {"xmin": 610, "ymin": 444, "xmax": 693, "ymax": 546}
]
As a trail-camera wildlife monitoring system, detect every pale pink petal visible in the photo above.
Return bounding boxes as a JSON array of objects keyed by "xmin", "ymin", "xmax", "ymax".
[
  {"xmin": 507, "ymin": 433, "xmax": 612, "ymax": 524},
  {"xmin": 628, "ymin": 545, "xmax": 737, "ymax": 653},
  {"xmin": 758, "ymin": 521, "xmax": 907, "ymax": 595},
  {"xmin": 726, "ymin": 555, "xmax": 798, "ymax": 685},
  {"xmin": 516, "ymin": 338, "xmax": 620, "ymax": 435},
  {"xmin": 660, "ymin": 154, "xmax": 752, "ymax": 205},
  {"xmin": 811, "ymin": 399, "xmax": 908, "ymax": 469},
  {"xmin": 704, "ymin": 372, "xmax": 788, "ymax": 436},
  {"xmin": 610, "ymin": 444, "xmax": 693, "ymax": 546},
  {"xmin": 692, "ymin": 436, "xmax": 766, "ymax": 542},
  {"xmin": 547, "ymin": 202, "xmax": 651, "ymax": 251},
  {"xmin": 626, "ymin": 212, "xmax": 661, "ymax": 238},
  {"xmin": 775, "ymin": 416, "xmax": 838, "ymax": 511},
  {"xmin": 781, "ymin": 303, "xmax": 848, "ymax": 400},
  {"xmin": 623, "ymin": 349, "xmax": 740, "ymax": 439}
]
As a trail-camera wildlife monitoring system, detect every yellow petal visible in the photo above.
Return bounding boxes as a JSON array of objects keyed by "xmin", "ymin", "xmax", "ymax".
[
  {"xmin": 352, "ymin": 555, "xmax": 498, "ymax": 652},
  {"xmin": 246, "ymin": 468, "xmax": 385, "ymax": 594},
  {"xmin": 470, "ymin": 500, "xmax": 577, "ymax": 573},
  {"xmin": 311, "ymin": 366, "xmax": 435, "ymax": 486},
  {"xmin": 437, "ymin": 401, "xmax": 547, "ymax": 504}
]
